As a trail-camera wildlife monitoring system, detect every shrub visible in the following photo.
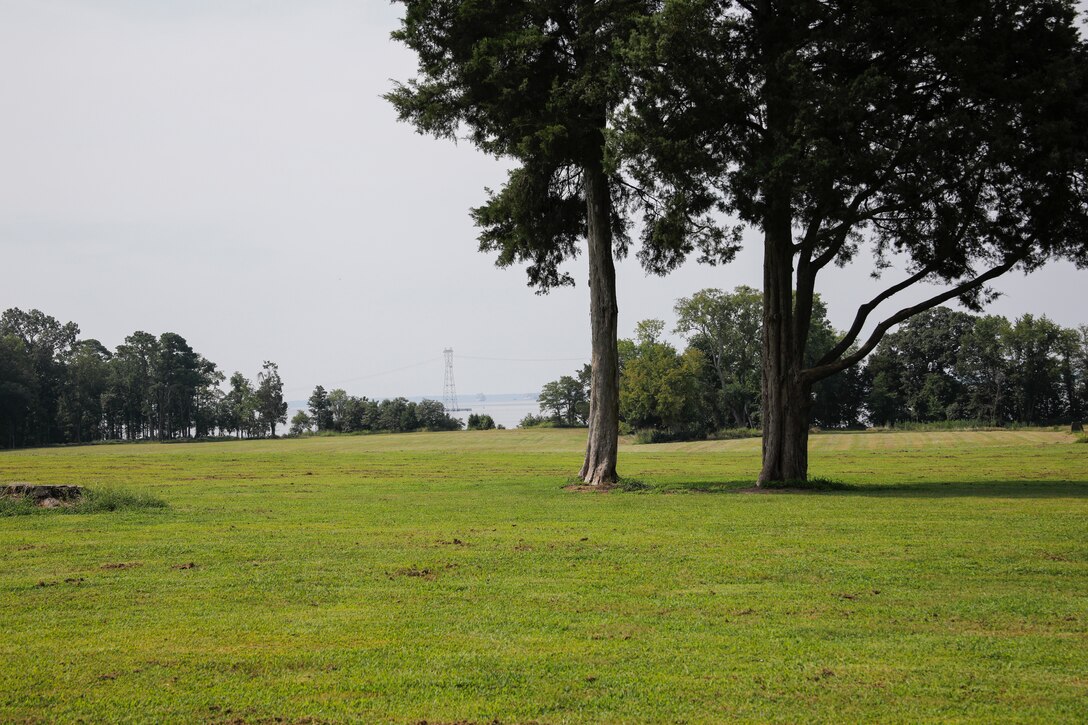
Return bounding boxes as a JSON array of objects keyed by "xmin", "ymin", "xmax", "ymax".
[
  {"xmin": 633, "ymin": 428, "xmax": 708, "ymax": 444},
  {"xmin": 467, "ymin": 414, "xmax": 496, "ymax": 430},
  {"xmin": 707, "ymin": 427, "xmax": 762, "ymax": 441}
]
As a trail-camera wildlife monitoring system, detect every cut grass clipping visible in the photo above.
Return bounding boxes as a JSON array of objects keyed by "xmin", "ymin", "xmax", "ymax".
[{"xmin": 0, "ymin": 487, "xmax": 168, "ymax": 516}]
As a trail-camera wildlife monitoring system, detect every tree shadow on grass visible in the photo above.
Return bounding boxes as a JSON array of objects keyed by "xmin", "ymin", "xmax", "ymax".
[{"xmin": 644, "ymin": 479, "xmax": 1088, "ymax": 499}]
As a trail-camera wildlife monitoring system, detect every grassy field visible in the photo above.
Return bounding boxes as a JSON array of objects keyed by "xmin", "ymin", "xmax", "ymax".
[{"xmin": 1, "ymin": 429, "xmax": 1086, "ymax": 723}]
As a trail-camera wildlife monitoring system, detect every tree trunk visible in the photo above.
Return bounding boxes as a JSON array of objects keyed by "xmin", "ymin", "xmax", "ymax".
[
  {"xmin": 579, "ymin": 159, "xmax": 620, "ymax": 487},
  {"xmin": 758, "ymin": 206, "xmax": 811, "ymax": 485}
]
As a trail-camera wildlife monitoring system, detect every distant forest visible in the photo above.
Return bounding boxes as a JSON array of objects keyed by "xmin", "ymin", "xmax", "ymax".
[
  {"xmin": 0, "ymin": 308, "xmax": 289, "ymax": 448},
  {"xmin": 3, "ymin": 296, "xmax": 1086, "ymax": 450},
  {"xmin": 0, "ymin": 308, "xmax": 463, "ymax": 449},
  {"xmin": 528, "ymin": 289, "xmax": 1088, "ymax": 440}
]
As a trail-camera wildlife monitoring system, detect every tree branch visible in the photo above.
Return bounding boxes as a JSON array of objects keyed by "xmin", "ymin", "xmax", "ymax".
[
  {"xmin": 802, "ymin": 251, "xmax": 1027, "ymax": 384},
  {"xmin": 813, "ymin": 262, "xmax": 935, "ymax": 368}
]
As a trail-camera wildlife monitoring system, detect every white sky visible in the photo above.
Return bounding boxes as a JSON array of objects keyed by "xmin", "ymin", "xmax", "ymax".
[{"xmin": 1, "ymin": 0, "xmax": 1085, "ymax": 401}]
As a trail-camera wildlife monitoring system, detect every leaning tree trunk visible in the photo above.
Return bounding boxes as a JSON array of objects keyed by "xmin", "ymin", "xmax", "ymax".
[
  {"xmin": 758, "ymin": 207, "xmax": 811, "ymax": 486},
  {"xmin": 579, "ymin": 158, "xmax": 620, "ymax": 487}
]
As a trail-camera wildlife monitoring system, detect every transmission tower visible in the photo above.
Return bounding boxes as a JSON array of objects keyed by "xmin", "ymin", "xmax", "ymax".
[{"xmin": 443, "ymin": 348, "xmax": 461, "ymax": 413}]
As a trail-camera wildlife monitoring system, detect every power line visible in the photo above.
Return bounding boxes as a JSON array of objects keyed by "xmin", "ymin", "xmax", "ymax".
[
  {"xmin": 457, "ymin": 354, "xmax": 586, "ymax": 363},
  {"xmin": 284, "ymin": 351, "xmax": 586, "ymax": 398}
]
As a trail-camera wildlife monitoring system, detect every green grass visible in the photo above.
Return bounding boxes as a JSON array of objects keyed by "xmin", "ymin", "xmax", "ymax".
[{"xmin": 1, "ymin": 428, "xmax": 1086, "ymax": 723}]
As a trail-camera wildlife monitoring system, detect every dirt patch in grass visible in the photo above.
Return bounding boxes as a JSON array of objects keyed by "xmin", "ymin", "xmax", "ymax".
[
  {"xmin": 0, "ymin": 487, "xmax": 167, "ymax": 516},
  {"xmin": 387, "ymin": 563, "xmax": 458, "ymax": 581},
  {"xmin": 101, "ymin": 562, "xmax": 142, "ymax": 570}
]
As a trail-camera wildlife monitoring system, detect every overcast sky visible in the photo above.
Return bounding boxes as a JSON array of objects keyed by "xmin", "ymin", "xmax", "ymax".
[{"xmin": 2, "ymin": 0, "xmax": 1085, "ymax": 401}]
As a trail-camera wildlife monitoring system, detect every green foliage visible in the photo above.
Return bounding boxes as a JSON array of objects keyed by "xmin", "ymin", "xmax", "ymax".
[
  {"xmin": 625, "ymin": 0, "xmax": 1087, "ymax": 483},
  {"xmin": 289, "ymin": 410, "xmax": 313, "ymax": 436},
  {"xmin": 518, "ymin": 413, "xmax": 557, "ymax": 429},
  {"xmin": 418, "ymin": 399, "xmax": 462, "ymax": 432},
  {"xmin": 303, "ymin": 389, "xmax": 460, "ymax": 434},
  {"xmin": 466, "ymin": 414, "xmax": 495, "ymax": 431},
  {"xmin": 307, "ymin": 385, "xmax": 333, "ymax": 432},
  {"xmin": 255, "ymin": 361, "xmax": 288, "ymax": 437},
  {"xmin": 537, "ymin": 374, "xmax": 588, "ymax": 427},
  {"xmin": 865, "ymin": 308, "xmax": 976, "ymax": 425},
  {"xmin": 388, "ymin": 0, "xmax": 665, "ymax": 289},
  {"xmin": 0, "ymin": 307, "xmax": 286, "ymax": 447},
  {"xmin": 707, "ymin": 428, "xmax": 762, "ymax": 441},
  {"xmin": 620, "ymin": 327, "xmax": 707, "ymax": 437},
  {"xmin": 671, "ymin": 289, "xmax": 866, "ymax": 430},
  {"xmin": 869, "ymin": 310, "xmax": 1087, "ymax": 427},
  {"xmin": 632, "ymin": 427, "xmax": 704, "ymax": 444},
  {"xmin": 674, "ymin": 287, "xmax": 762, "ymax": 429}
]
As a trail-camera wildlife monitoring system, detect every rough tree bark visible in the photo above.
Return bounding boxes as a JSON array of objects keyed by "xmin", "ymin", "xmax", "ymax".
[
  {"xmin": 579, "ymin": 157, "xmax": 620, "ymax": 486},
  {"xmin": 758, "ymin": 195, "xmax": 811, "ymax": 485}
]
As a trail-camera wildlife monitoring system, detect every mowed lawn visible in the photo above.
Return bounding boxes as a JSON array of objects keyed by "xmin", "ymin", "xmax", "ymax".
[{"xmin": 1, "ymin": 430, "xmax": 1086, "ymax": 723}]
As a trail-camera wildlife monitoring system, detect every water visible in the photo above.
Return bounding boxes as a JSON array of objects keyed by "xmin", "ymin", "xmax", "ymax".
[{"xmin": 447, "ymin": 395, "xmax": 541, "ymax": 429}]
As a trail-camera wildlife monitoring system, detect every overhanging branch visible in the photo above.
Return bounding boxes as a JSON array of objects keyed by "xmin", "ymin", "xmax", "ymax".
[
  {"xmin": 802, "ymin": 251, "xmax": 1027, "ymax": 384},
  {"xmin": 813, "ymin": 262, "xmax": 935, "ymax": 368}
]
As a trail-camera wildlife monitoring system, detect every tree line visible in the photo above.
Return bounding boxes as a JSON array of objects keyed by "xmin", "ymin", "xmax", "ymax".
[
  {"xmin": 293, "ymin": 386, "xmax": 462, "ymax": 435},
  {"xmin": 389, "ymin": 0, "xmax": 1088, "ymax": 485},
  {"xmin": 0, "ymin": 308, "xmax": 287, "ymax": 448},
  {"xmin": 529, "ymin": 289, "xmax": 1088, "ymax": 439}
]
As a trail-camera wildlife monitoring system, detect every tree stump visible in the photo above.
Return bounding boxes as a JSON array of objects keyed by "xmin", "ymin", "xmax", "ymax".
[
  {"xmin": 1073, "ymin": 421, "xmax": 1084, "ymax": 433},
  {"xmin": 2, "ymin": 483, "xmax": 84, "ymax": 504}
]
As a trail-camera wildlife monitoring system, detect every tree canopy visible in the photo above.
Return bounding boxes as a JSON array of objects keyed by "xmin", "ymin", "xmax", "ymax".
[
  {"xmin": 388, "ymin": 0, "xmax": 729, "ymax": 485},
  {"xmin": 624, "ymin": 0, "xmax": 1088, "ymax": 482}
]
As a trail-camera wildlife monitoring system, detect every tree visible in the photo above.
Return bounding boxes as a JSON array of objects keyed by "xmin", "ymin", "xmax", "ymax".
[
  {"xmin": 619, "ymin": 320, "xmax": 707, "ymax": 436},
  {"xmin": 674, "ymin": 287, "xmax": 762, "ymax": 428},
  {"xmin": 418, "ymin": 399, "xmax": 461, "ymax": 431},
  {"xmin": 0, "ymin": 334, "xmax": 35, "ymax": 448},
  {"xmin": 224, "ymin": 372, "xmax": 256, "ymax": 438},
  {"xmin": 957, "ymin": 315, "xmax": 1014, "ymax": 425},
  {"xmin": 863, "ymin": 308, "xmax": 977, "ymax": 424},
  {"xmin": 538, "ymin": 375, "xmax": 589, "ymax": 427},
  {"xmin": 1075, "ymin": 326, "xmax": 1088, "ymax": 423},
  {"xmin": 1005, "ymin": 315, "xmax": 1068, "ymax": 424},
  {"xmin": 307, "ymin": 385, "xmax": 333, "ymax": 432},
  {"xmin": 627, "ymin": 0, "xmax": 1088, "ymax": 483},
  {"xmin": 255, "ymin": 361, "xmax": 288, "ymax": 437},
  {"xmin": 325, "ymin": 389, "xmax": 351, "ymax": 432},
  {"xmin": 673, "ymin": 288, "xmax": 863, "ymax": 429},
  {"xmin": 107, "ymin": 331, "xmax": 158, "ymax": 440},
  {"xmin": 290, "ymin": 410, "xmax": 313, "ymax": 436},
  {"xmin": 151, "ymin": 333, "xmax": 202, "ymax": 440},
  {"xmin": 0, "ymin": 308, "xmax": 79, "ymax": 444},
  {"xmin": 389, "ymin": 0, "xmax": 693, "ymax": 486},
  {"xmin": 467, "ymin": 413, "xmax": 496, "ymax": 430},
  {"xmin": 192, "ymin": 358, "xmax": 225, "ymax": 439},
  {"xmin": 60, "ymin": 339, "xmax": 111, "ymax": 443}
]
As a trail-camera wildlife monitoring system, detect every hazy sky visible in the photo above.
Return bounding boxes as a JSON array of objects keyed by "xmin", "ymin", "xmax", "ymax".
[{"xmin": 2, "ymin": 0, "xmax": 1085, "ymax": 401}]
